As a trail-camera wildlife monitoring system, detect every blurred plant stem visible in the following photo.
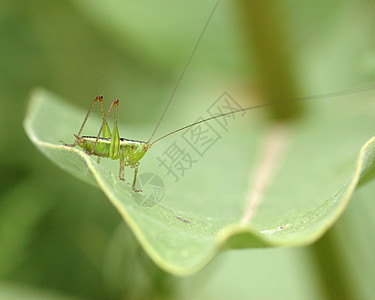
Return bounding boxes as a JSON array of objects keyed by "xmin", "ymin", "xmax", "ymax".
[
  {"xmin": 235, "ymin": 0, "xmax": 303, "ymax": 120},
  {"xmin": 309, "ymin": 227, "xmax": 356, "ymax": 300},
  {"xmin": 103, "ymin": 223, "xmax": 176, "ymax": 299}
]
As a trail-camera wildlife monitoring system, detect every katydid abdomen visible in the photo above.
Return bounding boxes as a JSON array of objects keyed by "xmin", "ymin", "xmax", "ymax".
[{"xmin": 76, "ymin": 136, "xmax": 115, "ymax": 158}]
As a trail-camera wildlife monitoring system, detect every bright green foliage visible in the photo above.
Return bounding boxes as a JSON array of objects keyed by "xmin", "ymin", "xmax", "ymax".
[
  {"xmin": 1, "ymin": 0, "xmax": 373, "ymax": 298},
  {"xmin": 25, "ymin": 88, "xmax": 375, "ymax": 275}
]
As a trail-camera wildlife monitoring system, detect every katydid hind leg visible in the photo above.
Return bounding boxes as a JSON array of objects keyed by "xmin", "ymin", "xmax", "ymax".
[
  {"xmin": 61, "ymin": 95, "xmax": 106, "ymax": 147},
  {"xmin": 91, "ymin": 99, "xmax": 120, "ymax": 156},
  {"xmin": 109, "ymin": 100, "xmax": 120, "ymax": 159},
  {"xmin": 99, "ymin": 96, "xmax": 112, "ymax": 139},
  {"xmin": 77, "ymin": 95, "xmax": 103, "ymax": 138}
]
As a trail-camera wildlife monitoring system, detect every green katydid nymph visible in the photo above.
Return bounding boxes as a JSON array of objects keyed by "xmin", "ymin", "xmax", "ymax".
[
  {"xmin": 63, "ymin": 96, "xmax": 149, "ymax": 192},
  {"xmin": 63, "ymin": 81, "xmax": 375, "ymax": 193},
  {"xmin": 62, "ymin": 0, "xmax": 375, "ymax": 192}
]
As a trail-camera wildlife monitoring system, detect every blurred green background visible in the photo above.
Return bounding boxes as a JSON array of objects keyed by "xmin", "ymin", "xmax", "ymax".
[{"xmin": 1, "ymin": 0, "xmax": 375, "ymax": 299}]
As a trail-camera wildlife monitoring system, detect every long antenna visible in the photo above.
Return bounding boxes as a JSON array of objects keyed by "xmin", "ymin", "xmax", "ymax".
[
  {"xmin": 150, "ymin": 83, "xmax": 375, "ymax": 145},
  {"xmin": 147, "ymin": 0, "xmax": 221, "ymax": 143}
]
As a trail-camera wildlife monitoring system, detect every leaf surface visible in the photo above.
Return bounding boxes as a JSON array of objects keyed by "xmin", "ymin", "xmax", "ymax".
[{"xmin": 24, "ymin": 88, "xmax": 375, "ymax": 275}]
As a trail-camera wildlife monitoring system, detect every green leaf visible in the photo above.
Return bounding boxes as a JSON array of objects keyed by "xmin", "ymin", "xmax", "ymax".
[{"xmin": 24, "ymin": 88, "xmax": 375, "ymax": 275}]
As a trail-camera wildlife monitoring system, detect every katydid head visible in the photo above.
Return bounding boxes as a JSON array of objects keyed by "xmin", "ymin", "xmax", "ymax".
[
  {"xmin": 139, "ymin": 143, "xmax": 151, "ymax": 158},
  {"xmin": 125, "ymin": 141, "xmax": 150, "ymax": 164}
]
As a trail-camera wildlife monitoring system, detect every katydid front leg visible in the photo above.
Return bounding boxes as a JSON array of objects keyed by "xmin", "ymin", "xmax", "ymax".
[
  {"xmin": 119, "ymin": 149, "xmax": 125, "ymax": 181},
  {"xmin": 132, "ymin": 165, "xmax": 141, "ymax": 193},
  {"xmin": 119, "ymin": 151, "xmax": 142, "ymax": 192}
]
